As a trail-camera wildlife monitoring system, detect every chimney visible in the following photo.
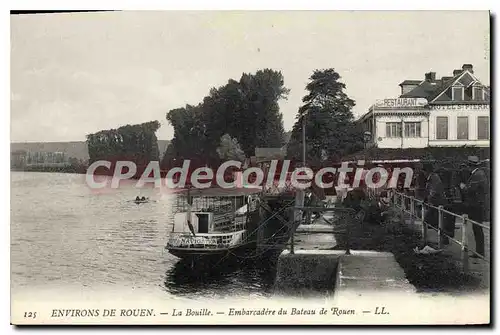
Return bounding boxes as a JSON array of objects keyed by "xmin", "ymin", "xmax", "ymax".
[
  {"xmin": 453, "ymin": 69, "xmax": 462, "ymax": 76},
  {"xmin": 462, "ymin": 64, "xmax": 474, "ymax": 73},
  {"xmin": 399, "ymin": 81, "xmax": 420, "ymax": 95},
  {"xmin": 424, "ymin": 72, "xmax": 436, "ymax": 82}
]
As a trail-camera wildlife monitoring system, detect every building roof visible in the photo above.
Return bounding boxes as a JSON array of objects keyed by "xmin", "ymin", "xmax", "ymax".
[
  {"xmin": 399, "ymin": 80, "xmax": 421, "ymax": 86},
  {"xmin": 399, "ymin": 65, "xmax": 489, "ymax": 103},
  {"xmin": 400, "ymin": 73, "xmax": 461, "ymax": 101},
  {"xmin": 358, "ymin": 64, "xmax": 490, "ymax": 124}
]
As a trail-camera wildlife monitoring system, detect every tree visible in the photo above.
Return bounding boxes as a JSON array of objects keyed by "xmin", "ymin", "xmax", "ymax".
[
  {"xmin": 166, "ymin": 105, "xmax": 206, "ymax": 157},
  {"xmin": 216, "ymin": 134, "xmax": 246, "ymax": 162},
  {"xmin": 287, "ymin": 69, "xmax": 364, "ymax": 165},
  {"xmin": 86, "ymin": 121, "xmax": 161, "ymax": 174},
  {"xmin": 162, "ymin": 69, "xmax": 289, "ymax": 166},
  {"xmin": 236, "ymin": 69, "xmax": 289, "ymax": 154}
]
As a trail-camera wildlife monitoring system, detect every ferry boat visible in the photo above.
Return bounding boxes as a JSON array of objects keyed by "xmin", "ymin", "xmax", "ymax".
[{"xmin": 165, "ymin": 187, "xmax": 262, "ymax": 263}]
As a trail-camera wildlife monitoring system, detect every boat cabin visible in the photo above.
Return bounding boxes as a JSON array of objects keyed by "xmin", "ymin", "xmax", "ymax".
[{"xmin": 171, "ymin": 187, "xmax": 262, "ymax": 235}]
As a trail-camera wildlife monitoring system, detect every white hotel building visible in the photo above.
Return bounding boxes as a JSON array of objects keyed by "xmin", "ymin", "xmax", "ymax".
[{"xmin": 359, "ymin": 64, "xmax": 490, "ymax": 149}]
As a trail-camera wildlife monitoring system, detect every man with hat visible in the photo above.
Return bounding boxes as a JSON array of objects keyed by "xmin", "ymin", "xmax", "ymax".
[{"xmin": 460, "ymin": 156, "xmax": 488, "ymax": 257}]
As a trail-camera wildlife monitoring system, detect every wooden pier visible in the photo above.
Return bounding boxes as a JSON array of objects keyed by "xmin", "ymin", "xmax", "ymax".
[
  {"xmin": 271, "ymin": 202, "xmax": 416, "ymax": 296},
  {"xmin": 260, "ymin": 186, "xmax": 489, "ymax": 296}
]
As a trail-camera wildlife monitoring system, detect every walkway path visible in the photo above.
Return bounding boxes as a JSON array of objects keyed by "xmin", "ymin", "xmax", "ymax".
[
  {"xmin": 402, "ymin": 215, "xmax": 490, "ymax": 289},
  {"xmin": 287, "ymin": 204, "xmax": 487, "ymax": 293}
]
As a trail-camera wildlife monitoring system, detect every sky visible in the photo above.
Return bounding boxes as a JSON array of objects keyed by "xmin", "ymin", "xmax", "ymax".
[{"xmin": 10, "ymin": 11, "xmax": 490, "ymax": 142}]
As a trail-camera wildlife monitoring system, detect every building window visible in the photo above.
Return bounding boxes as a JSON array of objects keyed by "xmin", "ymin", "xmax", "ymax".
[
  {"xmin": 452, "ymin": 86, "xmax": 464, "ymax": 101},
  {"xmin": 436, "ymin": 117, "xmax": 448, "ymax": 140},
  {"xmin": 472, "ymin": 85, "xmax": 484, "ymax": 101},
  {"xmin": 457, "ymin": 117, "xmax": 469, "ymax": 140},
  {"xmin": 404, "ymin": 122, "xmax": 421, "ymax": 137},
  {"xmin": 477, "ymin": 116, "xmax": 490, "ymax": 140},
  {"xmin": 386, "ymin": 122, "xmax": 402, "ymax": 138}
]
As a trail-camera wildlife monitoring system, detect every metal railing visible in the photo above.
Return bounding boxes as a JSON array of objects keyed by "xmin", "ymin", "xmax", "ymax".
[
  {"xmin": 288, "ymin": 206, "xmax": 357, "ymax": 255},
  {"xmin": 262, "ymin": 180, "xmax": 296, "ymax": 195},
  {"xmin": 391, "ymin": 190, "xmax": 489, "ymax": 274}
]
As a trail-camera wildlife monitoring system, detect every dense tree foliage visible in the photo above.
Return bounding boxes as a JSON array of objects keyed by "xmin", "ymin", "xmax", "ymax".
[
  {"xmin": 86, "ymin": 121, "xmax": 161, "ymax": 168},
  {"xmin": 216, "ymin": 134, "xmax": 245, "ymax": 162},
  {"xmin": 161, "ymin": 69, "xmax": 289, "ymax": 168},
  {"xmin": 287, "ymin": 69, "xmax": 364, "ymax": 166}
]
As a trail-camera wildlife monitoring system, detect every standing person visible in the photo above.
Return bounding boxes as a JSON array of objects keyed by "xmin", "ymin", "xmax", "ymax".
[
  {"xmin": 460, "ymin": 156, "xmax": 488, "ymax": 257},
  {"xmin": 343, "ymin": 186, "xmax": 367, "ymax": 223},
  {"xmin": 311, "ymin": 181, "xmax": 326, "ymax": 219},
  {"xmin": 423, "ymin": 163, "xmax": 445, "ymax": 233},
  {"xmin": 410, "ymin": 163, "xmax": 425, "ymax": 216},
  {"xmin": 457, "ymin": 163, "xmax": 471, "ymax": 213},
  {"xmin": 415, "ymin": 170, "xmax": 428, "ymax": 200},
  {"xmin": 482, "ymin": 159, "xmax": 491, "ymax": 221}
]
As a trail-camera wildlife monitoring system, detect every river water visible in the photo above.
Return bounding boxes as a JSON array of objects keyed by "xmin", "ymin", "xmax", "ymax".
[{"xmin": 10, "ymin": 172, "xmax": 276, "ymax": 299}]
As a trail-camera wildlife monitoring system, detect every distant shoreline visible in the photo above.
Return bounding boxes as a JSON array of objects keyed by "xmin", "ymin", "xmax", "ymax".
[{"xmin": 10, "ymin": 166, "xmax": 87, "ymax": 174}]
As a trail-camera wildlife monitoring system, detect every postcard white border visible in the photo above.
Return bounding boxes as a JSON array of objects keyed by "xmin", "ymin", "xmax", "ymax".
[{"xmin": 5, "ymin": 1, "xmax": 498, "ymax": 334}]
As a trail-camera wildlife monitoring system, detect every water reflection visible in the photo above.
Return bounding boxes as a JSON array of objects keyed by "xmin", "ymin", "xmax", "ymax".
[
  {"xmin": 11, "ymin": 172, "xmax": 278, "ymax": 298},
  {"xmin": 163, "ymin": 258, "xmax": 277, "ymax": 298}
]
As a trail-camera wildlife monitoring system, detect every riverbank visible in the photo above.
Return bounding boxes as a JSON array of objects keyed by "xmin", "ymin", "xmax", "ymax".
[{"xmin": 11, "ymin": 166, "xmax": 87, "ymax": 174}]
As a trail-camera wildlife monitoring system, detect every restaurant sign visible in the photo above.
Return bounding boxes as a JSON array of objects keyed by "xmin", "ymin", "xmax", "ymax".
[{"xmin": 375, "ymin": 98, "xmax": 428, "ymax": 108}]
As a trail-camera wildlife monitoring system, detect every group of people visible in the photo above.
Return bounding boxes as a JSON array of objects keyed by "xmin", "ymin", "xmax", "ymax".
[
  {"xmin": 419, "ymin": 156, "xmax": 489, "ymax": 257},
  {"xmin": 298, "ymin": 157, "xmax": 490, "ymax": 245}
]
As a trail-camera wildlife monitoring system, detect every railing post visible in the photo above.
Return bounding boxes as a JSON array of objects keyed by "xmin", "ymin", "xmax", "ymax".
[
  {"xmin": 410, "ymin": 196, "xmax": 415, "ymax": 225},
  {"xmin": 421, "ymin": 203, "xmax": 427, "ymax": 244},
  {"xmin": 461, "ymin": 214, "xmax": 469, "ymax": 274},
  {"xmin": 291, "ymin": 190, "xmax": 305, "ymax": 255},
  {"xmin": 345, "ymin": 211, "xmax": 351, "ymax": 255},
  {"xmin": 437, "ymin": 205, "xmax": 444, "ymax": 249}
]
